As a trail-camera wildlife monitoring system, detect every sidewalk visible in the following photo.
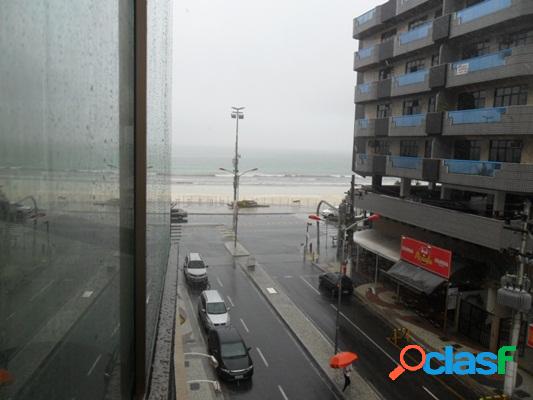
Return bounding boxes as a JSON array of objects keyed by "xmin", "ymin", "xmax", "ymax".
[{"xmin": 314, "ymin": 259, "xmax": 533, "ymax": 399}]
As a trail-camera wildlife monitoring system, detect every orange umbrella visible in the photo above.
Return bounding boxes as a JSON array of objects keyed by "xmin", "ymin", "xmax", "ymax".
[
  {"xmin": 329, "ymin": 352, "xmax": 359, "ymax": 369},
  {"xmin": 0, "ymin": 369, "xmax": 14, "ymax": 386}
]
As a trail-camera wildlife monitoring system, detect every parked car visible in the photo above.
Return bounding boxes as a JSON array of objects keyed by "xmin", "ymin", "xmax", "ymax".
[
  {"xmin": 198, "ymin": 289, "xmax": 230, "ymax": 331},
  {"xmin": 183, "ymin": 252, "xmax": 209, "ymax": 287},
  {"xmin": 207, "ymin": 326, "xmax": 253, "ymax": 381},
  {"xmin": 320, "ymin": 208, "xmax": 338, "ymax": 221},
  {"xmin": 318, "ymin": 272, "xmax": 354, "ymax": 297},
  {"xmin": 171, "ymin": 207, "xmax": 188, "ymax": 223}
]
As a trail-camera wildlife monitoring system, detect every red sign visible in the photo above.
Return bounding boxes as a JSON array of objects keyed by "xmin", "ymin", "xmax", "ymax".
[
  {"xmin": 527, "ymin": 324, "xmax": 533, "ymax": 348},
  {"xmin": 400, "ymin": 236, "xmax": 452, "ymax": 279}
]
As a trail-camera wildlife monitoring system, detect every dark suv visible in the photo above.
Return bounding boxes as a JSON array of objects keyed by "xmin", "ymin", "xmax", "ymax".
[
  {"xmin": 318, "ymin": 272, "xmax": 354, "ymax": 297},
  {"xmin": 207, "ymin": 326, "xmax": 253, "ymax": 381}
]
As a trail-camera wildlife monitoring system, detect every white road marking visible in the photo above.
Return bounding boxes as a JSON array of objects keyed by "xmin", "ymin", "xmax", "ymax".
[
  {"xmin": 299, "ymin": 276, "xmax": 320, "ymax": 295},
  {"xmin": 111, "ymin": 323, "xmax": 120, "ymax": 337},
  {"xmin": 227, "ymin": 296, "xmax": 235, "ymax": 307},
  {"xmin": 146, "ymin": 294, "xmax": 151, "ymax": 304},
  {"xmin": 278, "ymin": 385, "xmax": 289, "ymax": 400},
  {"xmin": 284, "ymin": 275, "xmax": 293, "ymax": 279},
  {"xmin": 216, "ymin": 277, "xmax": 224, "ymax": 287},
  {"xmin": 256, "ymin": 347, "xmax": 269, "ymax": 367},
  {"xmin": 30, "ymin": 280, "xmax": 55, "ymax": 302},
  {"xmin": 266, "ymin": 287, "xmax": 278, "ymax": 294},
  {"xmin": 240, "ymin": 318, "xmax": 250, "ymax": 333},
  {"xmin": 6, "ymin": 312, "xmax": 16, "ymax": 321},
  {"xmin": 87, "ymin": 354, "xmax": 102, "ymax": 376},
  {"xmin": 82, "ymin": 290, "xmax": 93, "ymax": 298},
  {"xmin": 422, "ymin": 386, "xmax": 440, "ymax": 400}
]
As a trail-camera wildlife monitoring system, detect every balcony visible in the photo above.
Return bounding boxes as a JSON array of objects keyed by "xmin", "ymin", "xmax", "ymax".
[
  {"xmin": 353, "ymin": 7, "xmax": 381, "ymax": 39},
  {"xmin": 443, "ymin": 106, "xmax": 533, "ymax": 136},
  {"xmin": 450, "ymin": 0, "xmax": 533, "ymax": 39},
  {"xmin": 353, "ymin": 153, "xmax": 387, "ymax": 176},
  {"xmin": 391, "ymin": 69, "xmax": 430, "ymax": 97},
  {"xmin": 440, "ymin": 159, "xmax": 533, "ymax": 193},
  {"xmin": 389, "ymin": 114, "xmax": 427, "ymax": 137},
  {"xmin": 447, "ymin": 45, "xmax": 533, "ymax": 88},
  {"xmin": 354, "ymin": 45, "xmax": 379, "ymax": 70},
  {"xmin": 354, "ymin": 118, "xmax": 375, "ymax": 137},
  {"xmin": 387, "ymin": 156, "xmax": 424, "ymax": 180},
  {"xmin": 354, "ymin": 82, "xmax": 378, "ymax": 103},
  {"xmin": 396, "ymin": 0, "xmax": 431, "ymax": 16},
  {"xmin": 394, "ymin": 21, "xmax": 434, "ymax": 57},
  {"xmin": 354, "ymin": 189, "xmax": 515, "ymax": 250}
]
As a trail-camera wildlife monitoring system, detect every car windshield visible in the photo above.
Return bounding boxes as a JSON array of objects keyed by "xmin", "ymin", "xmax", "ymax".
[
  {"xmin": 221, "ymin": 341, "xmax": 247, "ymax": 358},
  {"xmin": 188, "ymin": 260, "xmax": 205, "ymax": 269},
  {"xmin": 207, "ymin": 302, "xmax": 227, "ymax": 314}
]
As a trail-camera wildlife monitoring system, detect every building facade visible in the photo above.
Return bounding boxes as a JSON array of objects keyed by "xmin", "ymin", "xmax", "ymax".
[
  {"xmin": 0, "ymin": 1, "xmax": 172, "ymax": 398},
  {"xmin": 352, "ymin": 0, "xmax": 533, "ymax": 359}
]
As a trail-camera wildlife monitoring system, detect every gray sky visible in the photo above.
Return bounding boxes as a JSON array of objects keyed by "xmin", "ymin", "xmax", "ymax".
[{"xmin": 171, "ymin": 0, "xmax": 383, "ymax": 152}]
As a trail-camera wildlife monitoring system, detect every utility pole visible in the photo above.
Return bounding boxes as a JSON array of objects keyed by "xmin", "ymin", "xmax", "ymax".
[
  {"xmin": 503, "ymin": 200, "xmax": 532, "ymax": 396},
  {"xmin": 303, "ymin": 222, "xmax": 312, "ymax": 262},
  {"xmin": 231, "ymin": 107, "xmax": 244, "ymax": 249}
]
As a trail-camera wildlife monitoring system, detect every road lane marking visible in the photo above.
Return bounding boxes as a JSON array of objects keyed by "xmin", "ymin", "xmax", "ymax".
[
  {"xmin": 6, "ymin": 312, "xmax": 16, "ymax": 321},
  {"xmin": 87, "ymin": 354, "xmax": 102, "ymax": 376},
  {"xmin": 82, "ymin": 291, "xmax": 94, "ymax": 298},
  {"xmin": 423, "ymin": 386, "xmax": 440, "ymax": 400},
  {"xmin": 111, "ymin": 323, "xmax": 120, "ymax": 337},
  {"xmin": 284, "ymin": 275, "xmax": 293, "ymax": 279},
  {"xmin": 227, "ymin": 296, "xmax": 235, "ymax": 307},
  {"xmin": 216, "ymin": 277, "xmax": 224, "ymax": 287},
  {"xmin": 146, "ymin": 294, "xmax": 151, "ymax": 304},
  {"xmin": 299, "ymin": 276, "xmax": 320, "ymax": 295},
  {"xmin": 266, "ymin": 287, "xmax": 278, "ymax": 294},
  {"xmin": 240, "ymin": 318, "xmax": 250, "ymax": 333},
  {"xmin": 30, "ymin": 280, "xmax": 55, "ymax": 302},
  {"xmin": 256, "ymin": 347, "xmax": 269, "ymax": 367},
  {"xmin": 278, "ymin": 385, "xmax": 289, "ymax": 400}
]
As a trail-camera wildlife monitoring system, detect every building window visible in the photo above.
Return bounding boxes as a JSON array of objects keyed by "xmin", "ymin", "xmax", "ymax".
[
  {"xmin": 408, "ymin": 16, "xmax": 428, "ymax": 31},
  {"xmin": 405, "ymin": 59, "xmax": 425, "ymax": 73},
  {"xmin": 403, "ymin": 99, "xmax": 421, "ymax": 115},
  {"xmin": 489, "ymin": 140, "xmax": 522, "ymax": 163},
  {"xmin": 434, "ymin": 8, "xmax": 443, "ymax": 18},
  {"xmin": 424, "ymin": 140, "xmax": 432, "ymax": 158},
  {"xmin": 377, "ymin": 103, "xmax": 391, "ymax": 118},
  {"xmin": 428, "ymin": 96, "xmax": 437, "ymax": 113},
  {"xmin": 466, "ymin": 0, "xmax": 485, "ymax": 7},
  {"xmin": 374, "ymin": 140, "xmax": 390, "ymax": 155},
  {"xmin": 400, "ymin": 140, "xmax": 419, "ymax": 157},
  {"xmin": 457, "ymin": 90, "xmax": 486, "ymax": 110},
  {"xmin": 381, "ymin": 29, "xmax": 397, "ymax": 43},
  {"xmin": 499, "ymin": 31, "xmax": 528, "ymax": 50},
  {"xmin": 462, "ymin": 40, "xmax": 490, "ymax": 59},
  {"xmin": 454, "ymin": 140, "xmax": 481, "ymax": 160},
  {"xmin": 431, "ymin": 53, "xmax": 440, "ymax": 66},
  {"xmin": 494, "ymin": 85, "xmax": 528, "ymax": 107},
  {"xmin": 379, "ymin": 68, "xmax": 392, "ymax": 80}
]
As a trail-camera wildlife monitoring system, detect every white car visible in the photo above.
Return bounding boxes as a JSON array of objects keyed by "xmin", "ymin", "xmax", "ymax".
[
  {"xmin": 320, "ymin": 208, "xmax": 338, "ymax": 220},
  {"xmin": 198, "ymin": 290, "xmax": 230, "ymax": 331}
]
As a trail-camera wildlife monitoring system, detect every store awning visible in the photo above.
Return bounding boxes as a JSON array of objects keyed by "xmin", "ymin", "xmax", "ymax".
[
  {"xmin": 383, "ymin": 260, "xmax": 446, "ymax": 295},
  {"xmin": 353, "ymin": 229, "xmax": 400, "ymax": 262}
]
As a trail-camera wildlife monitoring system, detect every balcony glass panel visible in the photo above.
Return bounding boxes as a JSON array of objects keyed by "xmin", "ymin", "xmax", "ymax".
[
  {"xmin": 391, "ymin": 156, "xmax": 422, "ymax": 169},
  {"xmin": 399, "ymin": 22, "xmax": 432, "ymax": 45},
  {"xmin": 358, "ymin": 83, "xmax": 372, "ymax": 93},
  {"xmin": 392, "ymin": 114, "xmax": 424, "ymax": 127},
  {"xmin": 357, "ymin": 119, "xmax": 370, "ymax": 129},
  {"xmin": 357, "ymin": 46, "xmax": 374, "ymax": 59},
  {"xmin": 356, "ymin": 8, "xmax": 376, "ymax": 25},
  {"xmin": 444, "ymin": 159, "xmax": 502, "ymax": 177},
  {"xmin": 452, "ymin": 49, "xmax": 512, "ymax": 74},
  {"xmin": 395, "ymin": 69, "xmax": 428, "ymax": 86},
  {"xmin": 455, "ymin": 0, "xmax": 512, "ymax": 24},
  {"xmin": 448, "ymin": 107, "xmax": 506, "ymax": 124}
]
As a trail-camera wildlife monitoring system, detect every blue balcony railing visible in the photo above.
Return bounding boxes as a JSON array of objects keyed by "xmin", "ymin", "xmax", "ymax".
[
  {"xmin": 392, "ymin": 114, "xmax": 424, "ymax": 127},
  {"xmin": 356, "ymin": 8, "xmax": 376, "ymax": 25},
  {"xmin": 443, "ymin": 159, "xmax": 502, "ymax": 177},
  {"xmin": 356, "ymin": 119, "xmax": 370, "ymax": 129},
  {"xmin": 356, "ymin": 153, "xmax": 369, "ymax": 166},
  {"xmin": 395, "ymin": 69, "xmax": 428, "ymax": 86},
  {"xmin": 399, "ymin": 21, "xmax": 432, "ymax": 45},
  {"xmin": 452, "ymin": 49, "xmax": 512, "ymax": 74},
  {"xmin": 448, "ymin": 107, "xmax": 506, "ymax": 124},
  {"xmin": 455, "ymin": 0, "xmax": 512, "ymax": 24},
  {"xmin": 390, "ymin": 156, "xmax": 422, "ymax": 170},
  {"xmin": 357, "ymin": 46, "xmax": 374, "ymax": 59},
  {"xmin": 358, "ymin": 83, "xmax": 372, "ymax": 93}
]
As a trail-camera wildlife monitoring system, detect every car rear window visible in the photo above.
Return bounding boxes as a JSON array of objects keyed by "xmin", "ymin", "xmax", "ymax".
[{"xmin": 189, "ymin": 260, "xmax": 205, "ymax": 268}]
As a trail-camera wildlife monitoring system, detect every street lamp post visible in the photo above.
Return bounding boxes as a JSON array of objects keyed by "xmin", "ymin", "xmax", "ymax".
[{"xmin": 230, "ymin": 107, "xmax": 244, "ymax": 249}]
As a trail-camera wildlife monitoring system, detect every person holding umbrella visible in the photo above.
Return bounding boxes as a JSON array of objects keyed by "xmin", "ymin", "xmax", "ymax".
[
  {"xmin": 342, "ymin": 364, "xmax": 352, "ymax": 392},
  {"xmin": 329, "ymin": 351, "xmax": 358, "ymax": 392}
]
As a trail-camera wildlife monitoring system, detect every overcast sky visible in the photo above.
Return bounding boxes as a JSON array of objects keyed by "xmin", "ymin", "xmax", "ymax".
[{"xmin": 171, "ymin": 0, "xmax": 383, "ymax": 152}]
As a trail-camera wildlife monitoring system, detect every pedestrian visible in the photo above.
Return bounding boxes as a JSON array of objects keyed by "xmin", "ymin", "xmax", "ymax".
[{"xmin": 342, "ymin": 364, "xmax": 352, "ymax": 392}]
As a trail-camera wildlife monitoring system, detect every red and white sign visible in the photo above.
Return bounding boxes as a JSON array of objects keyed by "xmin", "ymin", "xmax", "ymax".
[{"xmin": 400, "ymin": 236, "xmax": 452, "ymax": 279}]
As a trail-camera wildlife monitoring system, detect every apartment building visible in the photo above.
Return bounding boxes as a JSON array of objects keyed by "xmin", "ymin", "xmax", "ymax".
[{"xmin": 351, "ymin": 0, "xmax": 533, "ymax": 356}]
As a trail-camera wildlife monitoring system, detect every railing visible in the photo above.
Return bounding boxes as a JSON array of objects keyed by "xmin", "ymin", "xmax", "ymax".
[
  {"xmin": 392, "ymin": 114, "xmax": 424, "ymax": 127},
  {"xmin": 452, "ymin": 49, "xmax": 512, "ymax": 74},
  {"xmin": 356, "ymin": 119, "xmax": 370, "ymax": 129},
  {"xmin": 455, "ymin": 0, "xmax": 512, "ymax": 24},
  {"xmin": 356, "ymin": 153, "xmax": 369, "ymax": 166},
  {"xmin": 390, "ymin": 156, "xmax": 422, "ymax": 170},
  {"xmin": 357, "ymin": 46, "xmax": 374, "ymax": 59},
  {"xmin": 358, "ymin": 83, "xmax": 372, "ymax": 93},
  {"xmin": 399, "ymin": 21, "xmax": 432, "ymax": 45},
  {"xmin": 356, "ymin": 8, "xmax": 377, "ymax": 25},
  {"xmin": 448, "ymin": 107, "xmax": 506, "ymax": 124},
  {"xmin": 395, "ymin": 69, "xmax": 428, "ymax": 86},
  {"xmin": 443, "ymin": 159, "xmax": 502, "ymax": 177}
]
